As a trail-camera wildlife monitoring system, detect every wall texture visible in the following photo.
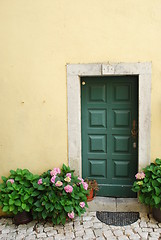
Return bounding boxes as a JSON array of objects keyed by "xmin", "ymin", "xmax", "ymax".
[{"xmin": 0, "ymin": 0, "xmax": 161, "ymax": 179}]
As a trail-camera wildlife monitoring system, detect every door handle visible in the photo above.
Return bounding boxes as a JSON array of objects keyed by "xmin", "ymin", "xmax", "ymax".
[{"xmin": 131, "ymin": 120, "xmax": 137, "ymax": 138}]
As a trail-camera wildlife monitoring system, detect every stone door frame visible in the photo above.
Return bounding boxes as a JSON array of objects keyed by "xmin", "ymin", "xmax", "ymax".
[{"xmin": 67, "ymin": 63, "xmax": 151, "ymax": 176}]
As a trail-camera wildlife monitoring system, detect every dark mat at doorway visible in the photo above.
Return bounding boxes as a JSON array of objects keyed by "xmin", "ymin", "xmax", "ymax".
[{"xmin": 96, "ymin": 211, "xmax": 139, "ymax": 226}]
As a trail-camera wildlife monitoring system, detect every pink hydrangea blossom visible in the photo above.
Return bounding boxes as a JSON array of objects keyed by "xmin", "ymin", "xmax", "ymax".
[
  {"xmin": 38, "ymin": 178, "xmax": 43, "ymax": 185},
  {"xmin": 79, "ymin": 202, "xmax": 85, "ymax": 208},
  {"xmin": 77, "ymin": 177, "xmax": 84, "ymax": 185},
  {"xmin": 50, "ymin": 168, "xmax": 61, "ymax": 176},
  {"xmin": 82, "ymin": 181, "xmax": 88, "ymax": 190},
  {"xmin": 51, "ymin": 175, "xmax": 56, "ymax": 183},
  {"xmin": 7, "ymin": 179, "xmax": 14, "ymax": 184},
  {"xmin": 55, "ymin": 181, "xmax": 63, "ymax": 187},
  {"xmin": 64, "ymin": 185, "xmax": 73, "ymax": 193},
  {"xmin": 135, "ymin": 172, "xmax": 145, "ymax": 180},
  {"xmin": 68, "ymin": 211, "xmax": 74, "ymax": 219},
  {"xmin": 64, "ymin": 176, "xmax": 71, "ymax": 183},
  {"xmin": 66, "ymin": 173, "xmax": 71, "ymax": 178}
]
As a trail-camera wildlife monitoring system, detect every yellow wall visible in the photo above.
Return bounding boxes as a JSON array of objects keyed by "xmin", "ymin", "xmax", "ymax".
[{"xmin": 0, "ymin": 0, "xmax": 161, "ymax": 178}]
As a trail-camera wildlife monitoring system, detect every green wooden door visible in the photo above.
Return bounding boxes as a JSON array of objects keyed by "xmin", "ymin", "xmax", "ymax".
[{"xmin": 81, "ymin": 76, "xmax": 138, "ymax": 197}]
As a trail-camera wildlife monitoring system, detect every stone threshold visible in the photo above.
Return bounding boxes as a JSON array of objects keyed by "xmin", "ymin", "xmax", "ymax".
[{"xmin": 87, "ymin": 197, "xmax": 149, "ymax": 213}]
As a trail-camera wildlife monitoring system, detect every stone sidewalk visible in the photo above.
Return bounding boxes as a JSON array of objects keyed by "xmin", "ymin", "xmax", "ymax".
[{"xmin": 0, "ymin": 211, "xmax": 160, "ymax": 240}]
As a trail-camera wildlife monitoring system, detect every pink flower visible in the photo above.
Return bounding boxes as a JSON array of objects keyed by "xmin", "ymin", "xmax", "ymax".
[
  {"xmin": 82, "ymin": 182, "xmax": 88, "ymax": 190},
  {"xmin": 7, "ymin": 179, "xmax": 14, "ymax": 184},
  {"xmin": 66, "ymin": 173, "xmax": 71, "ymax": 178},
  {"xmin": 68, "ymin": 211, "xmax": 74, "ymax": 219},
  {"xmin": 38, "ymin": 178, "xmax": 42, "ymax": 185},
  {"xmin": 50, "ymin": 168, "xmax": 61, "ymax": 176},
  {"xmin": 55, "ymin": 181, "xmax": 63, "ymax": 187},
  {"xmin": 79, "ymin": 202, "xmax": 85, "ymax": 208},
  {"xmin": 51, "ymin": 175, "xmax": 56, "ymax": 183},
  {"xmin": 64, "ymin": 185, "xmax": 73, "ymax": 193},
  {"xmin": 135, "ymin": 172, "xmax": 145, "ymax": 180},
  {"xmin": 64, "ymin": 176, "xmax": 71, "ymax": 182},
  {"xmin": 78, "ymin": 177, "xmax": 84, "ymax": 185}
]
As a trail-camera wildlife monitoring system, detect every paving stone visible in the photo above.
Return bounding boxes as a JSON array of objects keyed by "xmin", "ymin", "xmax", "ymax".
[
  {"xmin": 74, "ymin": 225, "xmax": 84, "ymax": 231},
  {"xmin": 150, "ymin": 232, "xmax": 160, "ymax": 237},
  {"xmin": 142, "ymin": 227, "xmax": 153, "ymax": 232},
  {"xmin": 36, "ymin": 232, "xmax": 47, "ymax": 238},
  {"xmin": 0, "ymin": 234, "xmax": 9, "ymax": 240},
  {"xmin": 138, "ymin": 231, "xmax": 148, "ymax": 239},
  {"xmin": 124, "ymin": 229, "xmax": 135, "ymax": 236},
  {"xmin": 75, "ymin": 230, "xmax": 85, "ymax": 237},
  {"xmin": 44, "ymin": 226, "xmax": 54, "ymax": 232},
  {"xmin": 118, "ymin": 236, "xmax": 129, "ymax": 240},
  {"xmin": 25, "ymin": 235, "xmax": 36, "ymax": 240},
  {"xmin": 64, "ymin": 231, "xmax": 75, "ymax": 238},
  {"xmin": 1, "ymin": 227, "xmax": 10, "ymax": 234},
  {"xmin": 93, "ymin": 222, "xmax": 103, "ymax": 229},
  {"xmin": 83, "ymin": 216, "xmax": 93, "ymax": 221},
  {"xmin": 129, "ymin": 234, "xmax": 141, "ymax": 239},
  {"xmin": 84, "ymin": 228, "xmax": 95, "ymax": 236},
  {"xmin": 103, "ymin": 229, "xmax": 115, "ymax": 238},
  {"xmin": 113, "ymin": 229, "xmax": 124, "ymax": 237},
  {"xmin": 154, "ymin": 228, "xmax": 161, "ymax": 233},
  {"xmin": 54, "ymin": 233, "xmax": 65, "ymax": 240},
  {"xmin": 83, "ymin": 221, "xmax": 93, "ymax": 228},
  {"xmin": 148, "ymin": 222, "xmax": 159, "ymax": 228},
  {"xmin": 96, "ymin": 237, "xmax": 105, "ymax": 240},
  {"xmin": 47, "ymin": 230, "xmax": 57, "ymax": 236},
  {"xmin": 94, "ymin": 229, "xmax": 103, "ymax": 237},
  {"xmin": 148, "ymin": 238, "xmax": 160, "ymax": 240}
]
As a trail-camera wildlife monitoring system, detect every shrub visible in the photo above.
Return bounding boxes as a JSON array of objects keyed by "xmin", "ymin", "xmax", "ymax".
[
  {"xmin": 32, "ymin": 164, "xmax": 88, "ymax": 224},
  {"xmin": 132, "ymin": 158, "xmax": 161, "ymax": 209},
  {"xmin": 0, "ymin": 169, "xmax": 39, "ymax": 214}
]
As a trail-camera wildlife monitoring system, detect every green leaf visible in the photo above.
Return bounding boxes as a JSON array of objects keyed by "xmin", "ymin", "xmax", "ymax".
[
  {"xmin": 42, "ymin": 210, "xmax": 47, "ymax": 219},
  {"xmin": 153, "ymin": 196, "xmax": 160, "ymax": 205},
  {"xmin": 31, "ymin": 191, "xmax": 40, "ymax": 197},
  {"xmin": 15, "ymin": 200, "xmax": 21, "ymax": 206},
  {"xmin": 61, "ymin": 217, "xmax": 66, "ymax": 225},
  {"xmin": 15, "ymin": 176, "xmax": 21, "ymax": 181},
  {"xmin": 2, "ymin": 206, "xmax": 9, "ymax": 212},
  {"xmin": 35, "ymin": 206, "xmax": 44, "ymax": 212},
  {"xmin": 25, "ymin": 205, "xmax": 30, "ymax": 212},
  {"xmin": 64, "ymin": 205, "xmax": 72, "ymax": 212},
  {"xmin": 24, "ymin": 194, "xmax": 30, "ymax": 200},
  {"xmin": 1, "ymin": 176, "xmax": 7, "ymax": 182},
  {"xmin": 22, "ymin": 203, "xmax": 26, "ymax": 210},
  {"xmin": 152, "ymin": 180, "xmax": 159, "ymax": 187},
  {"xmin": 155, "ymin": 187, "xmax": 161, "ymax": 196},
  {"xmin": 45, "ymin": 203, "xmax": 52, "ymax": 210},
  {"xmin": 9, "ymin": 205, "xmax": 15, "ymax": 212},
  {"xmin": 28, "ymin": 197, "xmax": 33, "ymax": 205},
  {"xmin": 9, "ymin": 199, "xmax": 14, "ymax": 205},
  {"xmin": 34, "ymin": 201, "xmax": 41, "ymax": 208}
]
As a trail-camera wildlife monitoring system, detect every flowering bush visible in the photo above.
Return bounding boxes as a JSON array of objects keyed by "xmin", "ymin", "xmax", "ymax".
[
  {"xmin": 132, "ymin": 158, "xmax": 161, "ymax": 209},
  {"xmin": 32, "ymin": 164, "xmax": 88, "ymax": 224},
  {"xmin": 0, "ymin": 169, "xmax": 39, "ymax": 214}
]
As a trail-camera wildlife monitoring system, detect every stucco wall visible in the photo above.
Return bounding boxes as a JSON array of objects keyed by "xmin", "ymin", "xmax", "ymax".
[{"xmin": 0, "ymin": 0, "xmax": 161, "ymax": 178}]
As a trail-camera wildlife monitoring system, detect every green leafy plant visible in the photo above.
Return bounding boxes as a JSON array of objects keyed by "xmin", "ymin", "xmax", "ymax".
[
  {"xmin": 132, "ymin": 158, "xmax": 161, "ymax": 209},
  {"xmin": 0, "ymin": 169, "xmax": 39, "ymax": 215},
  {"xmin": 32, "ymin": 164, "xmax": 88, "ymax": 225},
  {"xmin": 85, "ymin": 179, "xmax": 99, "ymax": 192}
]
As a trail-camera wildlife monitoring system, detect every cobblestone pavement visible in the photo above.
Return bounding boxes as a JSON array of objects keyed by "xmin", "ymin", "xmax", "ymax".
[{"xmin": 0, "ymin": 212, "xmax": 160, "ymax": 240}]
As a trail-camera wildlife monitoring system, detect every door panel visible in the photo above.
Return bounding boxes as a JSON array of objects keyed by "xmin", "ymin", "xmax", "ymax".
[{"xmin": 81, "ymin": 76, "xmax": 138, "ymax": 197}]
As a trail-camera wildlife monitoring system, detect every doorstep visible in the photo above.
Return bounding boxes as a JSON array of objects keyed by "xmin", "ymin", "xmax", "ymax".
[{"xmin": 87, "ymin": 197, "xmax": 149, "ymax": 213}]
